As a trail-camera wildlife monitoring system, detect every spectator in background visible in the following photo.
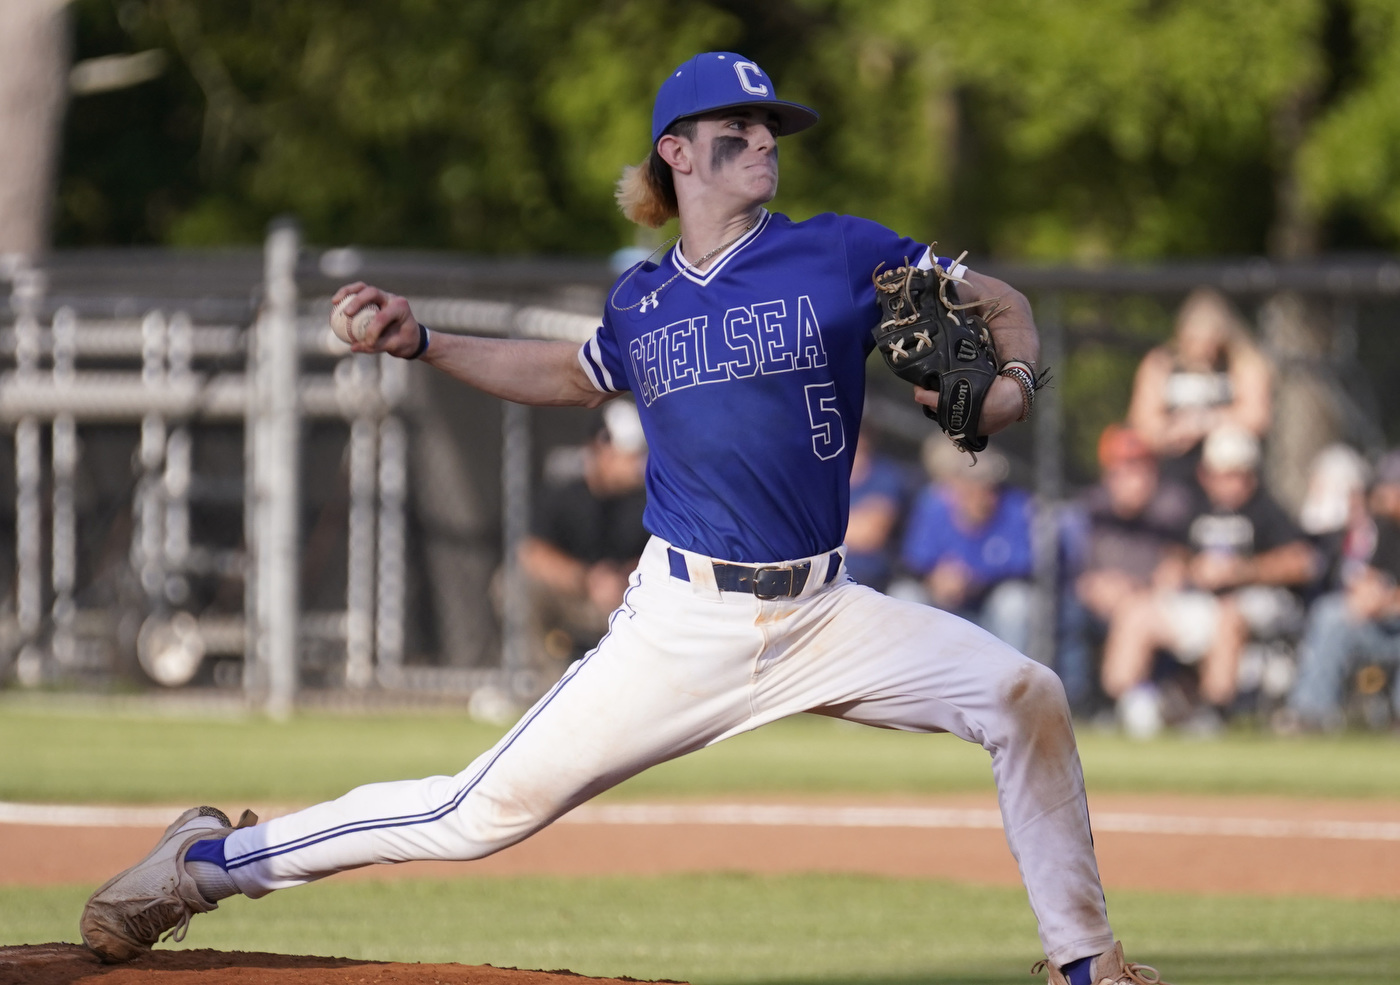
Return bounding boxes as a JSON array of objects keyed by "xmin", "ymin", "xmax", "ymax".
[
  {"xmin": 1297, "ymin": 443, "xmax": 1374, "ymax": 591},
  {"xmin": 902, "ymin": 437, "xmax": 1034, "ymax": 653},
  {"xmin": 843, "ymin": 428, "xmax": 909, "ymax": 593},
  {"xmin": 518, "ymin": 400, "xmax": 650, "ymax": 674},
  {"xmin": 1288, "ymin": 451, "xmax": 1400, "ymax": 731},
  {"xmin": 1127, "ymin": 287, "xmax": 1271, "ymax": 483},
  {"xmin": 1100, "ymin": 425, "xmax": 1317, "ymax": 734},
  {"xmin": 1075, "ymin": 425, "xmax": 1194, "ymax": 625},
  {"xmin": 1063, "ymin": 424, "xmax": 1193, "ymax": 712}
]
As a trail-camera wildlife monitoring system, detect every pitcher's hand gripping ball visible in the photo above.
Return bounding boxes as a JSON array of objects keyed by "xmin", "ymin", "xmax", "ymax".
[
  {"xmin": 872, "ymin": 259, "xmax": 1000, "ymax": 454},
  {"xmin": 330, "ymin": 293, "xmax": 380, "ymax": 345}
]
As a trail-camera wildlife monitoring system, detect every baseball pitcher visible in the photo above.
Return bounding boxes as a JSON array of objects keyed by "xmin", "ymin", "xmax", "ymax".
[{"xmin": 81, "ymin": 52, "xmax": 1165, "ymax": 985}]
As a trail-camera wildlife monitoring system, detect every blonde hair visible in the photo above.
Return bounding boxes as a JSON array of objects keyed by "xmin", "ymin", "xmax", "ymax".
[
  {"xmin": 615, "ymin": 119, "xmax": 696, "ymax": 228},
  {"xmin": 1173, "ymin": 286, "xmax": 1258, "ymax": 362},
  {"xmin": 615, "ymin": 150, "xmax": 678, "ymax": 228}
]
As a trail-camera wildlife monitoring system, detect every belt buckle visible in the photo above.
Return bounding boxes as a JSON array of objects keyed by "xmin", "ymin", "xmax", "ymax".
[{"xmin": 752, "ymin": 565, "xmax": 793, "ymax": 600}]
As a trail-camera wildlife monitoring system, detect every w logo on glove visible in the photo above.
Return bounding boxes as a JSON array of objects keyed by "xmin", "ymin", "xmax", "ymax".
[{"xmin": 871, "ymin": 260, "xmax": 999, "ymax": 454}]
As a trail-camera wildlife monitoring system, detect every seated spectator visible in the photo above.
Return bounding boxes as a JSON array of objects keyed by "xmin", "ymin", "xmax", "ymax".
[
  {"xmin": 1100, "ymin": 425, "xmax": 1318, "ymax": 734},
  {"xmin": 1288, "ymin": 451, "xmax": 1400, "ymax": 730},
  {"xmin": 1127, "ymin": 287, "xmax": 1271, "ymax": 483},
  {"xmin": 518, "ymin": 400, "xmax": 650, "ymax": 674},
  {"xmin": 1297, "ymin": 443, "xmax": 1373, "ymax": 590},
  {"xmin": 1076, "ymin": 425, "xmax": 1194, "ymax": 624},
  {"xmin": 844, "ymin": 428, "xmax": 911, "ymax": 593},
  {"xmin": 901, "ymin": 437, "xmax": 1034, "ymax": 653},
  {"xmin": 1064, "ymin": 424, "xmax": 1193, "ymax": 711}
]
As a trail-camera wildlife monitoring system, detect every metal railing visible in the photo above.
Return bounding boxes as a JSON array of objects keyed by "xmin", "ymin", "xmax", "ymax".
[
  {"xmin": 1, "ymin": 227, "xmax": 414, "ymax": 714},
  {"xmin": 5, "ymin": 236, "xmax": 1399, "ymax": 712}
]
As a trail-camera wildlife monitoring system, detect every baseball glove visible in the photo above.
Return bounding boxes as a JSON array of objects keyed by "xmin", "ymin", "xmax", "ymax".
[{"xmin": 872, "ymin": 257, "xmax": 1001, "ymax": 455}]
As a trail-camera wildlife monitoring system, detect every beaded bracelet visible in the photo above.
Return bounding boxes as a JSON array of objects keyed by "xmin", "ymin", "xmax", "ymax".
[{"xmin": 998, "ymin": 363, "xmax": 1037, "ymax": 422}]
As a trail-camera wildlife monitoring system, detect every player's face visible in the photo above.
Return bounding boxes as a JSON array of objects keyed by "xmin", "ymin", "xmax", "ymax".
[{"xmin": 690, "ymin": 108, "xmax": 780, "ymax": 205}]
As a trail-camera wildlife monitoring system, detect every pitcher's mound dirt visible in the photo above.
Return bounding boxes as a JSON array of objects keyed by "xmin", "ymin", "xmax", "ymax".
[{"xmin": 0, "ymin": 944, "xmax": 684, "ymax": 985}]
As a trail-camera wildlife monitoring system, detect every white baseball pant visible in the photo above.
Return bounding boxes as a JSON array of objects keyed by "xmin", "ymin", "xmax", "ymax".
[{"xmin": 222, "ymin": 536, "xmax": 1114, "ymax": 966}]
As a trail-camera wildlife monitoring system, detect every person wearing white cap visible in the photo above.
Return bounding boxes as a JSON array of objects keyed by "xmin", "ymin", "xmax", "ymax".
[{"xmin": 1100, "ymin": 425, "xmax": 1318, "ymax": 733}]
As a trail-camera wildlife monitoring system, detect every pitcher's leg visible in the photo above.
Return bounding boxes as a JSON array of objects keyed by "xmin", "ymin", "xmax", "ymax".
[
  {"xmin": 225, "ymin": 579, "xmax": 757, "ymax": 896},
  {"xmin": 766, "ymin": 585, "xmax": 1112, "ymax": 967},
  {"xmin": 225, "ymin": 658, "xmax": 603, "ymax": 895}
]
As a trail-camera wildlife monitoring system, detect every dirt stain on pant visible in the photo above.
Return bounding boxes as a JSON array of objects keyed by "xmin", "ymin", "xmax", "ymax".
[{"xmin": 1002, "ymin": 662, "xmax": 1078, "ymax": 789}]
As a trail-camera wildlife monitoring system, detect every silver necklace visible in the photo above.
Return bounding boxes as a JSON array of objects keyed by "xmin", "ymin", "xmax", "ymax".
[{"xmin": 608, "ymin": 214, "xmax": 760, "ymax": 313}]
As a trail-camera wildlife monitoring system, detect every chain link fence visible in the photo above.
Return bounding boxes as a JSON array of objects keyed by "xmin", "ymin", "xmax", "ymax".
[{"xmin": 3, "ymin": 230, "xmax": 1399, "ymax": 713}]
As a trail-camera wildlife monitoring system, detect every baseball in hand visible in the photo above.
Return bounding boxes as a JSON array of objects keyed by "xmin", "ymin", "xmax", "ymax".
[{"xmin": 330, "ymin": 294, "xmax": 380, "ymax": 345}]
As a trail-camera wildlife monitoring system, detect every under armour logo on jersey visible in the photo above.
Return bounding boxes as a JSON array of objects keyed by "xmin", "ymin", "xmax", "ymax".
[
  {"xmin": 639, "ymin": 291, "xmax": 661, "ymax": 313},
  {"xmin": 734, "ymin": 62, "xmax": 769, "ymax": 96}
]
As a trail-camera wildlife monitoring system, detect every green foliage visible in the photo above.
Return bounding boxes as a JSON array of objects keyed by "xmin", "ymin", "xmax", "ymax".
[
  {"xmin": 1301, "ymin": 0, "xmax": 1400, "ymax": 239},
  {"xmin": 852, "ymin": 0, "xmax": 1320, "ymax": 258},
  {"xmin": 61, "ymin": 0, "xmax": 742, "ymax": 249},
  {"xmin": 8, "ymin": 877, "xmax": 1400, "ymax": 983},
  {"xmin": 58, "ymin": 0, "xmax": 1400, "ymax": 255}
]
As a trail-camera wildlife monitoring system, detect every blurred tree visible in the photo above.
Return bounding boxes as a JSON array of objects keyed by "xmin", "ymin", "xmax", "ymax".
[
  {"xmin": 57, "ymin": 0, "xmax": 202, "ymax": 246},
  {"xmin": 0, "ymin": 0, "xmax": 69, "ymax": 255},
  {"xmin": 53, "ymin": 0, "xmax": 1400, "ymax": 259},
  {"xmin": 1301, "ymin": 0, "xmax": 1400, "ymax": 249},
  {"xmin": 859, "ymin": 0, "xmax": 1388, "ymax": 261},
  {"xmin": 59, "ymin": 0, "xmax": 742, "ymax": 250}
]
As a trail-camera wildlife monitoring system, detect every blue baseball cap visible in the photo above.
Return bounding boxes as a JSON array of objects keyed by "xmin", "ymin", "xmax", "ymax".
[{"xmin": 651, "ymin": 52, "xmax": 819, "ymax": 144}]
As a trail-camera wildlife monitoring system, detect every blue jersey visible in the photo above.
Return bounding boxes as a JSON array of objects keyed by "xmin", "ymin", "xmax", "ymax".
[{"xmin": 578, "ymin": 210, "xmax": 957, "ymax": 563}]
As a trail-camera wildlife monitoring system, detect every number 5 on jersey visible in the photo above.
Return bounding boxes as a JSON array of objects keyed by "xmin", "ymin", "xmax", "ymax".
[{"xmin": 804, "ymin": 382, "xmax": 845, "ymax": 461}]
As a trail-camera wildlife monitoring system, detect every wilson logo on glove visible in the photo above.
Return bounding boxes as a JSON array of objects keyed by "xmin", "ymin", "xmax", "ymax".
[
  {"xmin": 947, "ymin": 379, "xmax": 972, "ymax": 433},
  {"xmin": 871, "ymin": 257, "xmax": 1001, "ymax": 455}
]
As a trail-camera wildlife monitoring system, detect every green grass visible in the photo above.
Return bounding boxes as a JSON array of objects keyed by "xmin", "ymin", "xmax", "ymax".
[
  {"xmin": 6, "ymin": 701, "xmax": 1400, "ymax": 984},
  {"xmin": 3, "ymin": 699, "xmax": 1399, "ymax": 805},
  {"xmin": 9, "ymin": 875, "xmax": 1400, "ymax": 984}
]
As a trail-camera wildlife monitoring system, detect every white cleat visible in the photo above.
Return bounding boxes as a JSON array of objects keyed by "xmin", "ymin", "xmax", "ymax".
[{"xmin": 79, "ymin": 805, "xmax": 256, "ymax": 962}]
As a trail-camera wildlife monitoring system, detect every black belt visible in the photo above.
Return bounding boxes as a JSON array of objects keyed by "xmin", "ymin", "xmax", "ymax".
[{"xmin": 667, "ymin": 547, "xmax": 842, "ymax": 600}]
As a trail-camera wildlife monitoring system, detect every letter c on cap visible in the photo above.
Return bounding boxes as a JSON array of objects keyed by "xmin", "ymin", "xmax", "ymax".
[{"xmin": 733, "ymin": 62, "xmax": 769, "ymax": 97}]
